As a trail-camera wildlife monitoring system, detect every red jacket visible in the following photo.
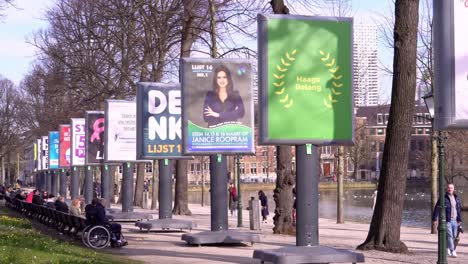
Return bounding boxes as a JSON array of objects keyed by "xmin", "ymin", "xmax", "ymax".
[
  {"xmin": 25, "ymin": 192, "xmax": 34, "ymax": 203},
  {"xmin": 230, "ymin": 186, "xmax": 237, "ymax": 199}
]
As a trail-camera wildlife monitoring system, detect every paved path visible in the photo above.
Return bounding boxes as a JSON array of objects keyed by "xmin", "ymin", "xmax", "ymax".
[{"xmin": 107, "ymin": 203, "xmax": 468, "ymax": 263}]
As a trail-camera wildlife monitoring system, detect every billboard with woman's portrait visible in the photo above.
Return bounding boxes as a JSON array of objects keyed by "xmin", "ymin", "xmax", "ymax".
[{"xmin": 181, "ymin": 58, "xmax": 255, "ymax": 154}]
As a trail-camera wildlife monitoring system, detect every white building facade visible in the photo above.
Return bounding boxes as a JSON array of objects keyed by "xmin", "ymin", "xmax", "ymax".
[{"xmin": 353, "ymin": 23, "xmax": 379, "ymax": 106}]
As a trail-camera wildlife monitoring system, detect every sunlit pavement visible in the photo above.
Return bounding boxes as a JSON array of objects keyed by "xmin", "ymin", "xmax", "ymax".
[{"xmin": 107, "ymin": 202, "xmax": 468, "ymax": 264}]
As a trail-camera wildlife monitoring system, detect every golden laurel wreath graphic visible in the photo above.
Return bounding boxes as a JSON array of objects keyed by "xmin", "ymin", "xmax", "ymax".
[
  {"xmin": 272, "ymin": 49, "xmax": 297, "ymax": 109},
  {"xmin": 320, "ymin": 50, "xmax": 344, "ymax": 109}
]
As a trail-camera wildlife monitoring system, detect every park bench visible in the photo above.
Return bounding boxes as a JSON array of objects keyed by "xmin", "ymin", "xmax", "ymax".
[{"xmin": 2, "ymin": 197, "xmax": 122, "ymax": 249}]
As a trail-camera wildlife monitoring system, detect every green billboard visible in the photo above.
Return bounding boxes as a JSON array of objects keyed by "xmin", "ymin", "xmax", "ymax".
[{"xmin": 258, "ymin": 14, "xmax": 354, "ymax": 145}]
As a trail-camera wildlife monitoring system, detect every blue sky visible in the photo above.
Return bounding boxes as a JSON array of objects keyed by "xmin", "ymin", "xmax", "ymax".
[
  {"xmin": 0, "ymin": 0, "xmax": 54, "ymax": 84},
  {"xmin": 0, "ymin": 0, "xmax": 394, "ymax": 101}
]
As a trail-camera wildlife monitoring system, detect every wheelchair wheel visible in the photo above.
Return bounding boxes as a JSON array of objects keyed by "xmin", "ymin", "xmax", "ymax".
[
  {"xmin": 87, "ymin": 226, "xmax": 110, "ymax": 249},
  {"xmin": 81, "ymin": 225, "xmax": 93, "ymax": 247}
]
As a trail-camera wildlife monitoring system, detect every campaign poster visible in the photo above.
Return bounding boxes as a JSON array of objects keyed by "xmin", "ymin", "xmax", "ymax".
[
  {"xmin": 70, "ymin": 118, "xmax": 86, "ymax": 166},
  {"xmin": 105, "ymin": 100, "xmax": 138, "ymax": 162},
  {"xmin": 85, "ymin": 111, "xmax": 105, "ymax": 165},
  {"xmin": 41, "ymin": 135, "xmax": 49, "ymax": 170},
  {"xmin": 181, "ymin": 58, "xmax": 255, "ymax": 154},
  {"xmin": 59, "ymin": 125, "xmax": 71, "ymax": 167},
  {"xmin": 36, "ymin": 139, "xmax": 41, "ymax": 171},
  {"xmin": 48, "ymin": 131, "xmax": 59, "ymax": 169},
  {"xmin": 258, "ymin": 14, "xmax": 354, "ymax": 145},
  {"xmin": 137, "ymin": 82, "xmax": 188, "ymax": 159}
]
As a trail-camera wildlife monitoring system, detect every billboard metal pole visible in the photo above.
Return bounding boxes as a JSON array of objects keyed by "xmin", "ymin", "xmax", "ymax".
[
  {"xmin": 50, "ymin": 170, "xmax": 57, "ymax": 196},
  {"xmin": 236, "ymin": 155, "xmax": 243, "ymax": 227},
  {"xmin": 60, "ymin": 169, "xmax": 67, "ymax": 198},
  {"xmin": 101, "ymin": 164, "xmax": 110, "ymax": 208},
  {"xmin": 39, "ymin": 171, "xmax": 45, "ymax": 191},
  {"xmin": 158, "ymin": 159, "xmax": 172, "ymax": 219},
  {"xmin": 84, "ymin": 166, "xmax": 93, "ymax": 205},
  {"xmin": 210, "ymin": 154, "xmax": 228, "ymax": 231},
  {"xmin": 296, "ymin": 144, "xmax": 319, "ymax": 246},
  {"xmin": 45, "ymin": 170, "xmax": 51, "ymax": 193},
  {"xmin": 71, "ymin": 167, "xmax": 79, "ymax": 199},
  {"xmin": 122, "ymin": 162, "xmax": 134, "ymax": 212}
]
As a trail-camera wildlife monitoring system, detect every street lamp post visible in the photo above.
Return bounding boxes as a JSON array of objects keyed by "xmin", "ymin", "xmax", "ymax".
[
  {"xmin": 423, "ymin": 92, "xmax": 447, "ymax": 264},
  {"xmin": 236, "ymin": 155, "xmax": 243, "ymax": 227}
]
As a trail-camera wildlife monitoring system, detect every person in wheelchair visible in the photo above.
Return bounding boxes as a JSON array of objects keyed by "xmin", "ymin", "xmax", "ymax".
[{"xmin": 86, "ymin": 198, "xmax": 127, "ymax": 247}]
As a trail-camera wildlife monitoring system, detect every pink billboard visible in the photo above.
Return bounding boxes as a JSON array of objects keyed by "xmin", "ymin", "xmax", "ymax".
[{"xmin": 59, "ymin": 125, "xmax": 71, "ymax": 167}]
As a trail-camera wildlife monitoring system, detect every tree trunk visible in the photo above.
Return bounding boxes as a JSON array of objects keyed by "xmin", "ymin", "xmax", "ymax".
[
  {"xmin": 357, "ymin": 0, "xmax": 419, "ymax": 253},
  {"xmin": 337, "ymin": 146, "xmax": 345, "ymax": 224},
  {"xmin": 134, "ymin": 163, "xmax": 145, "ymax": 207},
  {"xmin": 352, "ymin": 160, "xmax": 358, "ymax": 180},
  {"xmin": 430, "ymin": 131, "xmax": 437, "ymax": 234},
  {"xmin": 273, "ymin": 146, "xmax": 295, "ymax": 234},
  {"xmin": 270, "ymin": 0, "xmax": 295, "ymax": 236},
  {"xmin": 151, "ymin": 161, "xmax": 158, "ymax": 210},
  {"xmin": 171, "ymin": 0, "xmax": 199, "ymax": 214},
  {"xmin": 173, "ymin": 160, "xmax": 192, "ymax": 215}
]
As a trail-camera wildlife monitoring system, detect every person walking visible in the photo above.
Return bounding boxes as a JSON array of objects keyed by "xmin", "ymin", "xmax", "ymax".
[
  {"xmin": 228, "ymin": 182, "xmax": 237, "ymax": 216},
  {"xmin": 432, "ymin": 183, "xmax": 463, "ymax": 258},
  {"xmin": 258, "ymin": 190, "xmax": 269, "ymax": 223}
]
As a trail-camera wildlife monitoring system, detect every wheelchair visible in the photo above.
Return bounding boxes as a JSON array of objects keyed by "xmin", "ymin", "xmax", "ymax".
[{"xmin": 81, "ymin": 224, "xmax": 126, "ymax": 249}]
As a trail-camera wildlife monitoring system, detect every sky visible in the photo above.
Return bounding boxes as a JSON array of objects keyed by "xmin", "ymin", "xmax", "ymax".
[
  {"xmin": 0, "ymin": 0, "xmax": 394, "ymax": 102},
  {"xmin": 0, "ymin": 0, "xmax": 54, "ymax": 84}
]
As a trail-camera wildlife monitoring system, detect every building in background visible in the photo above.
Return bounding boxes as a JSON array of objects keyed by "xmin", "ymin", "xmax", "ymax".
[
  {"xmin": 353, "ymin": 23, "xmax": 379, "ymax": 106},
  {"xmin": 353, "ymin": 104, "xmax": 432, "ymax": 181}
]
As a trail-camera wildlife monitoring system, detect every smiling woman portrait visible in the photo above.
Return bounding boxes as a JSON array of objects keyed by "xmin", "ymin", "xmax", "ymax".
[{"xmin": 203, "ymin": 65, "xmax": 245, "ymax": 127}]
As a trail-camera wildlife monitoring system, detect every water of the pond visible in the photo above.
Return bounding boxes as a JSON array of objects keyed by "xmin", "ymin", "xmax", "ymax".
[{"xmin": 188, "ymin": 186, "xmax": 468, "ymax": 228}]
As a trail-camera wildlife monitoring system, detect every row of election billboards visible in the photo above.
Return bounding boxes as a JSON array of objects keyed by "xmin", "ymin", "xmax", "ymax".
[{"xmin": 30, "ymin": 15, "xmax": 355, "ymax": 171}]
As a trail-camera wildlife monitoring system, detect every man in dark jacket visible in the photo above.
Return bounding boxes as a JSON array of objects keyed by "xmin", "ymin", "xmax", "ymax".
[
  {"xmin": 32, "ymin": 190, "xmax": 43, "ymax": 205},
  {"xmin": 433, "ymin": 183, "xmax": 463, "ymax": 258},
  {"xmin": 96, "ymin": 199, "xmax": 125, "ymax": 247},
  {"xmin": 54, "ymin": 196, "xmax": 69, "ymax": 213},
  {"xmin": 85, "ymin": 198, "xmax": 99, "ymax": 225}
]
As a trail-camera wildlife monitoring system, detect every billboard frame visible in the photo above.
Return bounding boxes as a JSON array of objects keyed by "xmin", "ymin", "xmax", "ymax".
[
  {"xmin": 48, "ymin": 131, "xmax": 60, "ymax": 169},
  {"xmin": 58, "ymin": 124, "xmax": 71, "ymax": 168},
  {"xmin": 180, "ymin": 57, "xmax": 256, "ymax": 155},
  {"xmin": 105, "ymin": 99, "xmax": 148, "ymax": 163},
  {"xmin": 85, "ymin": 111, "xmax": 105, "ymax": 165},
  {"xmin": 70, "ymin": 118, "xmax": 86, "ymax": 167},
  {"xmin": 257, "ymin": 14, "xmax": 354, "ymax": 146},
  {"xmin": 433, "ymin": 0, "xmax": 468, "ymax": 130},
  {"xmin": 136, "ymin": 82, "xmax": 192, "ymax": 160}
]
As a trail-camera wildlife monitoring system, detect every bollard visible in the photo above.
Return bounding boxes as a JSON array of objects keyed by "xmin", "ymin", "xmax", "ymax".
[
  {"xmin": 249, "ymin": 197, "xmax": 261, "ymax": 230},
  {"xmin": 142, "ymin": 191, "xmax": 149, "ymax": 209}
]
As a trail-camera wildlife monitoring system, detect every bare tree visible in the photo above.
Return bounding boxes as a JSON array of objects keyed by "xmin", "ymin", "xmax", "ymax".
[
  {"xmin": 348, "ymin": 121, "xmax": 372, "ymax": 179},
  {"xmin": 0, "ymin": 76, "xmax": 22, "ymax": 183},
  {"xmin": 0, "ymin": 0, "xmax": 14, "ymax": 19},
  {"xmin": 357, "ymin": 0, "xmax": 420, "ymax": 253}
]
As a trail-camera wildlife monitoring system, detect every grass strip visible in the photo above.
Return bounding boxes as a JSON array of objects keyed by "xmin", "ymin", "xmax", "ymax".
[{"xmin": 0, "ymin": 207, "xmax": 139, "ymax": 264}]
